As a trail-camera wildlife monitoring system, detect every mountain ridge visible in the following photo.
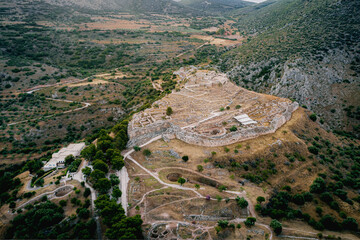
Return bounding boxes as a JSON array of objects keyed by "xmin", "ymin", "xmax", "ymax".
[{"xmin": 220, "ymin": 0, "xmax": 360, "ymax": 134}]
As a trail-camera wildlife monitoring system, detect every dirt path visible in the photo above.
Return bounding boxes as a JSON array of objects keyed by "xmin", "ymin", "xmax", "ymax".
[
  {"xmin": 176, "ymin": 39, "xmax": 213, "ymax": 58},
  {"xmin": 7, "ymin": 71, "xmax": 121, "ymax": 126},
  {"xmin": 16, "ymin": 184, "xmax": 74, "ymax": 210},
  {"xmin": 122, "ymin": 134, "xmax": 274, "ymax": 239},
  {"xmin": 115, "ymin": 166, "xmax": 130, "ymax": 215},
  {"xmin": 124, "ymin": 153, "xmax": 203, "ymax": 198},
  {"xmin": 25, "ymin": 78, "xmax": 90, "ymax": 93},
  {"xmin": 134, "ymin": 187, "xmax": 168, "ymax": 209},
  {"xmin": 8, "ymin": 98, "xmax": 91, "ymax": 126}
]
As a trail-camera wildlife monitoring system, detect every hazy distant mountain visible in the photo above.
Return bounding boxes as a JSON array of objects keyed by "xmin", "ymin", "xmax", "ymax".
[
  {"xmin": 179, "ymin": 0, "xmax": 253, "ymax": 13},
  {"xmin": 45, "ymin": 0, "xmax": 194, "ymax": 14},
  {"xmin": 44, "ymin": 0, "xmax": 253, "ymax": 14}
]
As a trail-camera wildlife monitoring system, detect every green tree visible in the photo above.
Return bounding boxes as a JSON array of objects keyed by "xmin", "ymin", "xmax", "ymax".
[
  {"xmin": 316, "ymin": 206, "xmax": 323, "ymax": 215},
  {"xmin": 310, "ymin": 177, "xmax": 326, "ymax": 193},
  {"xmin": 9, "ymin": 201, "xmax": 16, "ymax": 208},
  {"xmin": 97, "ymin": 140, "xmax": 113, "ymax": 153},
  {"xmin": 65, "ymin": 155, "xmax": 75, "ymax": 166},
  {"xmin": 309, "ymin": 113, "xmax": 317, "ymax": 121},
  {"xmin": 93, "ymin": 160, "xmax": 109, "ymax": 174},
  {"xmin": 236, "ymin": 196, "xmax": 248, "ymax": 208},
  {"xmin": 177, "ymin": 177, "xmax": 186, "ymax": 186},
  {"xmin": 244, "ymin": 217, "xmax": 256, "ymax": 227},
  {"xmin": 90, "ymin": 169, "xmax": 106, "ymax": 182},
  {"xmin": 35, "ymin": 178, "xmax": 44, "ymax": 187},
  {"xmin": 112, "ymin": 187, "xmax": 122, "ymax": 200},
  {"xmin": 229, "ymin": 126, "xmax": 237, "ymax": 132},
  {"xmin": 308, "ymin": 146, "xmax": 319, "ymax": 155},
  {"xmin": 95, "ymin": 178, "xmax": 112, "ymax": 194},
  {"xmin": 256, "ymin": 196, "xmax": 265, "ymax": 204},
  {"xmin": 182, "ymin": 156, "xmax": 189, "ymax": 162},
  {"xmin": 218, "ymin": 220, "xmax": 229, "ymax": 228},
  {"xmin": 84, "ymin": 188, "xmax": 91, "ymax": 198},
  {"xmin": 218, "ymin": 185, "xmax": 227, "ymax": 192},
  {"xmin": 293, "ymin": 194, "xmax": 305, "ymax": 205},
  {"xmin": 320, "ymin": 214, "xmax": 341, "ymax": 231},
  {"xmin": 197, "ymin": 165, "xmax": 203, "ymax": 172},
  {"xmin": 59, "ymin": 200, "xmax": 67, "ymax": 207},
  {"xmin": 81, "ymin": 144, "xmax": 97, "ymax": 161},
  {"xmin": 270, "ymin": 219, "xmax": 282, "ymax": 235},
  {"xmin": 82, "ymin": 166, "xmax": 92, "ymax": 177},
  {"xmin": 166, "ymin": 107, "xmax": 173, "ymax": 116},
  {"xmin": 77, "ymin": 208, "xmax": 90, "ymax": 219},
  {"xmin": 195, "ymin": 184, "xmax": 200, "ymax": 190},
  {"xmin": 110, "ymin": 174, "xmax": 120, "ymax": 186},
  {"xmin": 6, "ymin": 201, "xmax": 64, "ymax": 239},
  {"xmin": 105, "ymin": 215, "xmax": 143, "ymax": 239},
  {"xmin": 25, "ymin": 160, "xmax": 43, "ymax": 173},
  {"xmin": 111, "ymin": 156, "xmax": 124, "ymax": 170},
  {"xmin": 143, "ymin": 149, "xmax": 151, "ymax": 157},
  {"xmin": 94, "ymin": 150, "xmax": 105, "ymax": 161},
  {"xmin": 342, "ymin": 217, "xmax": 358, "ymax": 231}
]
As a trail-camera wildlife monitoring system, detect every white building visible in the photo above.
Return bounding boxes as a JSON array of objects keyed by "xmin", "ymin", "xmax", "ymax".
[
  {"xmin": 234, "ymin": 114, "xmax": 257, "ymax": 125},
  {"xmin": 43, "ymin": 142, "xmax": 86, "ymax": 171}
]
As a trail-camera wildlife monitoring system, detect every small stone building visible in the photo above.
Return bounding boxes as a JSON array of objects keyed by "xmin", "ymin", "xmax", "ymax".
[{"xmin": 43, "ymin": 143, "xmax": 86, "ymax": 171}]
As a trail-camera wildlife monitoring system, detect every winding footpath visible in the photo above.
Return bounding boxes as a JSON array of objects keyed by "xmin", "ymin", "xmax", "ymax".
[
  {"xmin": 8, "ymin": 98, "xmax": 91, "ymax": 126},
  {"xmin": 16, "ymin": 184, "xmax": 74, "ymax": 210},
  {"xmin": 124, "ymin": 152, "xmax": 203, "ymax": 198},
  {"xmin": 7, "ymin": 76, "xmax": 95, "ymax": 126},
  {"xmin": 122, "ymin": 134, "xmax": 276, "ymax": 239}
]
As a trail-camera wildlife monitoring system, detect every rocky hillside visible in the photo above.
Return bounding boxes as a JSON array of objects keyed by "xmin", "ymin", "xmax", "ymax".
[
  {"xmin": 44, "ymin": 0, "xmax": 200, "ymax": 15},
  {"xmin": 220, "ymin": 0, "xmax": 360, "ymax": 135},
  {"xmin": 179, "ymin": 0, "xmax": 253, "ymax": 13}
]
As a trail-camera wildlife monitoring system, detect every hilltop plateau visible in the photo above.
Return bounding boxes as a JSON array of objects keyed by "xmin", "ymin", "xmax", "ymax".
[{"xmin": 128, "ymin": 67, "xmax": 298, "ymax": 147}]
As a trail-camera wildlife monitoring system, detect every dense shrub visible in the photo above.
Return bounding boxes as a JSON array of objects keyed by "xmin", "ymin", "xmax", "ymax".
[
  {"xmin": 236, "ymin": 196, "xmax": 248, "ymax": 208},
  {"xmin": 310, "ymin": 177, "xmax": 326, "ymax": 193},
  {"xmin": 270, "ymin": 219, "xmax": 282, "ymax": 235},
  {"xmin": 6, "ymin": 201, "xmax": 64, "ymax": 239}
]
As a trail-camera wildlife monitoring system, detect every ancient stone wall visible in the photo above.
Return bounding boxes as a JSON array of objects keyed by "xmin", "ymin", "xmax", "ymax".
[
  {"xmin": 127, "ymin": 121, "xmax": 171, "ymax": 147},
  {"xmin": 128, "ymin": 102, "xmax": 299, "ymax": 148}
]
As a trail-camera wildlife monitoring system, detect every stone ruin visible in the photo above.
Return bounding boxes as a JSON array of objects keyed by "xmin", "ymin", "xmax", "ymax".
[{"xmin": 128, "ymin": 67, "xmax": 299, "ymax": 147}]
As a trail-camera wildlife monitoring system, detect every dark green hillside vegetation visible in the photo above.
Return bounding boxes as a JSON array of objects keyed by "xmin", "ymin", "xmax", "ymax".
[
  {"xmin": 260, "ymin": 137, "xmax": 360, "ymax": 232},
  {"xmin": 217, "ymin": 109, "xmax": 360, "ymax": 235},
  {"xmin": 0, "ymin": 163, "xmax": 24, "ymax": 207},
  {"xmin": 226, "ymin": 0, "xmax": 359, "ymax": 63},
  {"xmin": 0, "ymin": 23, "xmax": 150, "ymax": 76},
  {"xmin": 220, "ymin": 0, "xmax": 360, "ymax": 132},
  {"xmin": 95, "ymin": 195, "xmax": 143, "ymax": 239},
  {"xmin": 5, "ymin": 200, "xmax": 97, "ymax": 239}
]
